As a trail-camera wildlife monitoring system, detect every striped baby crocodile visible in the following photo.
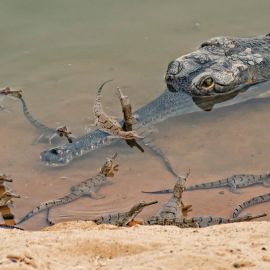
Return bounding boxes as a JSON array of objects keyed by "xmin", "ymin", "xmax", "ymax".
[
  {"xmin": 40, "ymin": 33, "xmax": 270, "ymax": 166},
  {"xmin": 232, "ymin": 192, "xmax": 270, "ymax": 218},
  {"xmin": 0, "ymin": 175, "xmax": 20, "ymax": 226},
  {"xmin": 0, "ymin": 175, "xmax": 20, "ymax": 207},
  {"xmin": 142, "ymin": 173, "xmax": 270, "ymax": 194},
  {"xmin": 17, "ymin": 153, "xmax": 119, "ymax": 225}
]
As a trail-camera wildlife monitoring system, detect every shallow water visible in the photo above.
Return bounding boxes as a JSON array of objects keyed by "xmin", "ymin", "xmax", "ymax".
[{"xmin": 0, "ymin": 0, "xmax": 270, "ymax": 230}]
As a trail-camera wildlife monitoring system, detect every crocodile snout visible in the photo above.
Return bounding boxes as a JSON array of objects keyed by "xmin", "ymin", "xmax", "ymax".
[
  {"xmin": 165, "ymin": 61, "xmax": 182, "ymax": 92},
  {"xmin": 166, "ymin": 61, "xmax": 182, "ymax": 76}
]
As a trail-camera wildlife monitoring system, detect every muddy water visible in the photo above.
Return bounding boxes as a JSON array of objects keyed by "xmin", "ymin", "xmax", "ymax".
[{"xmin": 0, "ymin": 0, "xmax": 270, "ymax": 230}]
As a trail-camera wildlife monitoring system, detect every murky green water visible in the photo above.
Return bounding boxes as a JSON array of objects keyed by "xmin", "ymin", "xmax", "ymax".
[{"xmin": 0, "ymin": 0, "xmax": 270, "ymax": 229}]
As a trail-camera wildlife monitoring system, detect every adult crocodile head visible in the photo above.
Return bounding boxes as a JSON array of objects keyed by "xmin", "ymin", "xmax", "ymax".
[{"xmin": 165, "ymin": 33, "xmax": 270, "ymax": 97}]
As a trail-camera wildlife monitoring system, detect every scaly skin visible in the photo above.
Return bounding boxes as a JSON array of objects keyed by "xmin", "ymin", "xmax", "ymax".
[
  {"xmin": 17, "ymin": 153, "xmax": 119, "ymax": 225},
  {"xmin": 232, "ymin": 193, "xmax": 270, "ymax": 218},
  {"xmin": 40, "ymin": 33, "xmax": 270, "ymax": 167},
  {"xmin": 142, "ymin": 173, "xmax": 270, "ymax": 194},
  {"xmin": 94, "ymin": 200, "xmax": 158, "ymax": 226},
  {"xmin": 144, "ymin": 213, "xmax": 267, "ymax": 228}
]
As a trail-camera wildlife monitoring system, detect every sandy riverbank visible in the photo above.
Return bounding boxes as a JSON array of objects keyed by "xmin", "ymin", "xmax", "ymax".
[{"xmin": 0, "ymin": 221, "xmax": 269, "ymax": 270}]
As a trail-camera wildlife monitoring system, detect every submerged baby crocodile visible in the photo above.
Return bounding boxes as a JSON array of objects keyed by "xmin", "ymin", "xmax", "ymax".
[
  {"xmin": 18, "ymin": 153, "xmax": 119, "ymax": 225},
  {"xmin": 41, "ymin": 33, "xmax": 270, "ymax": 167},
  {"xmin": 232, "ymin": 192, "xmax": 270, "ymax": 218},
  {"xmin": 142, "ymin": 173, "xmax": 270, "ymax": 194},
  {"xmin": 2, "ymin": 89, "xmax": 68, "ymax": 144}
]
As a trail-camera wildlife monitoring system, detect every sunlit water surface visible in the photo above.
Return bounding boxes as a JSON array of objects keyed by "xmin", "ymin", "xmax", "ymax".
[{"xmin": 0, "ymin": 0, "xmax": 270, "ymax": 230}]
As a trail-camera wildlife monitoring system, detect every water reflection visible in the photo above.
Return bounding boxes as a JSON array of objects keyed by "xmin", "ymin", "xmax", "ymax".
[{"xmin": 192, "ymin": 81, "xmax": 270, "ymax": 112}]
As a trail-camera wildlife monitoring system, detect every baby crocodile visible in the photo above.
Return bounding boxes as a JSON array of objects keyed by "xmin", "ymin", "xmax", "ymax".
[
  {"xmin": 0, "ymin": 175, "xmax": 20, "ymax": 226},
  {"xmin": 232, "ymin": 192, "xmax": 270, "ymax": 218},
  {"xmin": 148, "ymin": 172, "xmax": 192, "ymax": 222},
  {"xmin": 144, "ymin": 213, "xmax": 266, "ymax": 228},
  {"xmin": 41, "ymin": 33, "xmax": 270, "ymax": 167},
  {"xmin": 56, "ymin": 126, "xmax": 74, "ymax": 143},
  {"xmin": 94, "ymin": 80, "xmax": 142, "ymax": 140},
  {"xmin": 17, "ymin": 153, "xmax": 119, "ymax": 225},
  {"xmin": 142, "ymin": 173, "xmax": 270, "ymax": 194},
  {"xmin": 94, "ymin": 200, "xmax": 158, "ymax": 226}
]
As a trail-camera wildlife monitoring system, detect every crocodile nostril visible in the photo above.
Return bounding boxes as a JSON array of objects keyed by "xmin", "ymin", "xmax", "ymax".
[
  {"xmin": 50, "ymin": 149, "xmax": 59, "ymax": 155},
  {"xmin": 165, "ymin": 74, "xmax": 174, "ymax": 81},
  {"xmin": 166, "ymin": 83, "xmax": 177, "ymax": 92},
  {"xmin": 166, "ymin": 61, "xmax": 182, "ymax": 76}
]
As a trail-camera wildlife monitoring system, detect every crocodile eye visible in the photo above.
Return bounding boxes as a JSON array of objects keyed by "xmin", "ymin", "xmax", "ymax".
[{"xmin": 201, "ymin": 77, "xmax": 214, "ymax": 89}]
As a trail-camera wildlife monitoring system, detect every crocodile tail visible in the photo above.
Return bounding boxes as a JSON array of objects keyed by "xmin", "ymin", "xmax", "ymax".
[
  {"xmin": 232, "ymin": 193, "xmax": 270, "ymax": 218},
  {"xmin": 96, "ymin": 80, "xmax": 113, "ymax": 100},
  {"xmin": 0, "ymin": 224, "xmax": 24, "ymax": 230},
  {"xmin": 19, "ymin": 96, "xmax": 51, "ymax": 131},
  {"xmin": 17, "ymin": 193, "xmax": 78, "ymax": 224},
  {"xmin": 142, "ymin": 189, "xmax": 173, "ymax": 194},
  {"xmin": 185, "ymin": 178, "xmax": 227, "ymax": 191},
  {"xmin": 229, "ymin": 213, "xmax": 266, "ymax": 223}
]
